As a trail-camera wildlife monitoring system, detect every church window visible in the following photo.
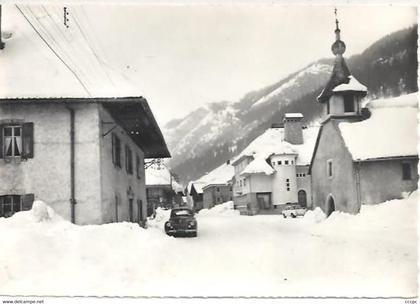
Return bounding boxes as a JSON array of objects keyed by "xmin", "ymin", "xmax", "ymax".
[{"xmin": 344, "ymin": 95, "xmax": 355, "ymax": 113}]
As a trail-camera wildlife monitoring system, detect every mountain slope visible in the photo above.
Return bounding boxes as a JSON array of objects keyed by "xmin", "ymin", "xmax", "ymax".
[{"xmin": 165, "ymin": 25, "xmax": 418, "ymax": 183}]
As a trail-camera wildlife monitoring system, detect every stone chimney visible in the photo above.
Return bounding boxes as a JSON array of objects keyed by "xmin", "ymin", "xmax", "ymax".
[
  {"xmin": 0, "ymin": 6, "xmax": 5, "ymax": 50},
  {"xmin": 283, "ymin": 113, "xmax": 304, "ymax": 145}
]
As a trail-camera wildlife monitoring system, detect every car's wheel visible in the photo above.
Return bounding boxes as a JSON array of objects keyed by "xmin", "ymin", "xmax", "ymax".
[
  {"xmin": 291, "ymin": 213, "xmax": 296, "ymax": 218},
  {"xmin": 191, "ymin": 231, "xmax": 197, "ymax": 237},
  {"xmin": 282, "ymin": 214, "xmax": 286, "ymax": 218}
]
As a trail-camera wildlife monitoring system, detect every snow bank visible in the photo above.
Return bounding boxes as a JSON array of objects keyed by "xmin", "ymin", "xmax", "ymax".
[
  {"xmin": 198, "ymin": 201, "xmax": 239, "ymax": 217},
  {"xmin": 302, "ymin": 207, "xmax": 327, "ymax": 223},
  {"xmin": 0, "ymin": 194, "xmax": 416, "ymax": 297}
]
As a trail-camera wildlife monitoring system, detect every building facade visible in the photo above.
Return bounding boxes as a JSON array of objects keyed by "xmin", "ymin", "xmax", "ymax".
[
  {"xmin": 232, "ymin": 114, "xmax": 318, "ymax": 215},
  {"xmin": 202, "ymin": 183, "xmax": 233, "ymax": 209},
  {"xmin": 0, "ymin": 97, "xmax": 170, "ymax": 224}
]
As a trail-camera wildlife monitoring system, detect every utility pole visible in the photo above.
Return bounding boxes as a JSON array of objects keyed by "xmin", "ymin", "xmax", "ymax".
[{"xmin": 0, "ymin": 6, "xmax": 5, "ymax": 50}]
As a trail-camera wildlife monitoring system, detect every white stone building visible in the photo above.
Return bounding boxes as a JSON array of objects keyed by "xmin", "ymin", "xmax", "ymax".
[{"xmin": 232, "ymin": 113, "xmax": 318, "ymax": 215}]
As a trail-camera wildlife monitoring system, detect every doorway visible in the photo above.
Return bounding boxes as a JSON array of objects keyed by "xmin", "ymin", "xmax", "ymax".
[
  {"xmin": 256, "ymin": 193, "xmax": 271, "ymax": 210},
  {"xmin": 129, "ymin": 199, "xmax": 134, "ymax": 222},
  {"xmin": 326, "ymin": 195, "xmax": 335, "ymax": 217},
  {"xmin": 298, "ymin": 190, "xmax": 307, "ymax": 208}
]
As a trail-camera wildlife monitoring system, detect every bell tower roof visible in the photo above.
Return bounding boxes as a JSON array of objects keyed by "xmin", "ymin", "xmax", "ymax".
[{"xmin": 317, "ymin": 8, "xmax": 367, "ymax": 103}]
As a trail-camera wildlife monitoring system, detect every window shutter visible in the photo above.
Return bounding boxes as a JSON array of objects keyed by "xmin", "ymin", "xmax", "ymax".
[
  {"xmin": 22, "ymin": 122, "xmax": 34, "ymax": 159},
  {"xmin": 111, "ymin": 133, "xmax": 115, "ymax": 165},
  {"xmin": 0, "ymin": 124, "xmax": 3, "ymax": 159},
  {"xmin": 21, "ymin": 193, "xmax": 35, "ymax": 211}
]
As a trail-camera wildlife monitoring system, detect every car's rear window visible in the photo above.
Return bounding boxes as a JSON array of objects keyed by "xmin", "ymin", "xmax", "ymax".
[{"xmin": 171, "ymin": 209, "xmax": 193, "ymax": 217}]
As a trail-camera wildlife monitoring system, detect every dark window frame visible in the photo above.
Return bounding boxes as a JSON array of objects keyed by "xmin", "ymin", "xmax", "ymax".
[
  {"xmin": 343, "ymin": 95, "xmax": 355, "ymax": 113},
  {"xmin": 112, "ymin": 133, "xmax": 121, "ymax": 168},
  {"xmin": 125, "ymin": 145, "xmax": 133, "ymax": 175},
  {"xmin": 0, "ymin": 122, "xmax": 34, "ymax": 160},
  {"xmin": 136, "ymin": 155, "xmax": 141, "ymax": 179},
  {"xmin": 402, "ymin": 162, "xmax": 412, "ymax": 180}
]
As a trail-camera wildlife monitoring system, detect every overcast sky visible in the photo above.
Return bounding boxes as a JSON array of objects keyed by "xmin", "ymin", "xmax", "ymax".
[{"xmin": 85, "ymin": 5, "xmax": 416, "ymax": 125}]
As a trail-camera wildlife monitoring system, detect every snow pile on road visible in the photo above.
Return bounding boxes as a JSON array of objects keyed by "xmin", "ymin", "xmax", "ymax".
[
  {"xmin": 0, "ymin": 193, "xmax": 417, "ymax": 297},
  {"xmin": 198, "ymin": 201, "xmax": 239, "ymax": 217},
  {"xmin": 316, "ymin": 191, "xmax": 417, "ymax": 234},
  {"xmin": 302, "ymin": 207, "xmax": 327, "ymax": 223}
]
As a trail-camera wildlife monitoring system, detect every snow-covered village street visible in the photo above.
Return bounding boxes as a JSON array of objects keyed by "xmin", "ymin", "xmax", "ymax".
[
  {"xmin": 0, "ymin": 192, "xmax": 417, "ymax": 297},
  {"xmin": 0, "ymin": 4, "xmax": 418, "ymax": 302}
]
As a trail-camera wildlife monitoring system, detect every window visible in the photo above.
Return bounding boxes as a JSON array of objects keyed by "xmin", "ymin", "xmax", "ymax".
[
  {"xmin": 229, "ymin": 186, "xmax": 232, "ymax": 191},
  {"xmin": 125, "ymin": 145, "xmax": 133, "ymax": 174},
  {"xmin": 344, "ymin": 95, "xmax": 355, "ymax": 113},
  {"xmin": 0, "ymin": 194, "xmax": 34, "ymax": 218},
  {"xmin": 278, "ymin": 161, "xmax": 282, "ymax": 165},
  {"xmin": 240, "ymin": 180, "xmax": 242, "ymax": 187},
  {"xmin": 291, "ymin": 160, "xmax": 294, "ymax": 165},
  {"xmin": 216, "ymin": 187, "xmax": 220, "ymax": 192},
  {"xmin": 112, "ymin": 133, "xmax": 121, "ymax": 168},
  {"xmin": 402, "ymin": 162, "xmax": 412, "ymax": 180},
  {"xmin": 3, "ymin": 126, "xmax": 21, "ymax": 157},
  {"xmin": 285, "ymin": 160, "xmax": 289, "ymax": 165},
  {"xmin": 0, "ymin": 123, "xmax": 34, "ymax": 160},
  {"xmin": 327, "ymin": 160, "xmax": 333, "ymax": 178},
  {"xmin": 243, "ymin": 179, "xmax": 246, "ymax": 186},
  {"xmin": 136, "ymin": 155, "xmax": 141, "ymax": 179}
]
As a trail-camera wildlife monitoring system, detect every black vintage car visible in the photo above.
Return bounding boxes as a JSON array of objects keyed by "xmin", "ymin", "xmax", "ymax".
[{"xmin": 165, "ymin": 208, "xmax": 197, "ymax": 237}]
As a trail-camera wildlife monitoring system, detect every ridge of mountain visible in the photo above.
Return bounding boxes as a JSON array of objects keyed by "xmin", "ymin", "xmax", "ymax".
[{"xmin": 164, "ymin": 25, "xmax": 418, "ymax": 183}]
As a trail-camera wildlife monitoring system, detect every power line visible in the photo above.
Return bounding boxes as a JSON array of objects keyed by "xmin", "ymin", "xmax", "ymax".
[
  {"xmin": 15, "ymin": 4, "xmax": 92, "ymax": 97},
  {"xmin": 71, "ymin": 7, "xmax": 119, "ymax": 94}
]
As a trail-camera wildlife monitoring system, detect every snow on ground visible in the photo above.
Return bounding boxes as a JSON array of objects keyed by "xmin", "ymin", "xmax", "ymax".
[{"xmin": 0, "ymin": 194, "xmax": 417, "ymax": 297}]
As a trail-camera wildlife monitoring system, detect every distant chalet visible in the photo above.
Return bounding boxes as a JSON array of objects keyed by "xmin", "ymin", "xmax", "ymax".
[{"xmin": 0, "ymin": 97, "xmax": 170, "ymax": 224}]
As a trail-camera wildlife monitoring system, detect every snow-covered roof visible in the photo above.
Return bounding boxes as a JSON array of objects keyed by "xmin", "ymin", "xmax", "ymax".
[
  {"xmin": 232, "ymin": 127, "xmax": 320, "ymax": 167},
  {"xmin": 339, "ymin": 93, "xmax": 418, "ymax": 161},
  {"xmin": 196, "ymin": 162, "xmax": 234, "ymax": 188},
  {"xmin": 192, "ymin": 182, "xmax": 206, "ymax": 194},
  {"xmin": 145, "ymin": 167, "xmax": 183, "ymax": 192},
  {"xmin": 284, "ymin": 113, "xmax": 303, "ymax": 119},
  {"xmin": 332, "ymin": 76, "xmax": 367, "ymax": 93},
  {"xmin": 240, "ymin": 157, "xmax": 275, "ymax": 176},
  {"xmin": 0, "ymin": 5, "xmax": 139, "ymax": 98}
]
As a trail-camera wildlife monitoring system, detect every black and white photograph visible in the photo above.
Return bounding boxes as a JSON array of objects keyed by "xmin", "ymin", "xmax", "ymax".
[{"xmin": 0, "ymin": 1, "xmax": 417, "ymax": 302}]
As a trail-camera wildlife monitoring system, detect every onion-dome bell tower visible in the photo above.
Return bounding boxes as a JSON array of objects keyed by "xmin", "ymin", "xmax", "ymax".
[{"xmin": 317, "ymin": 8, "xmax": 367, "ymax": 118}]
